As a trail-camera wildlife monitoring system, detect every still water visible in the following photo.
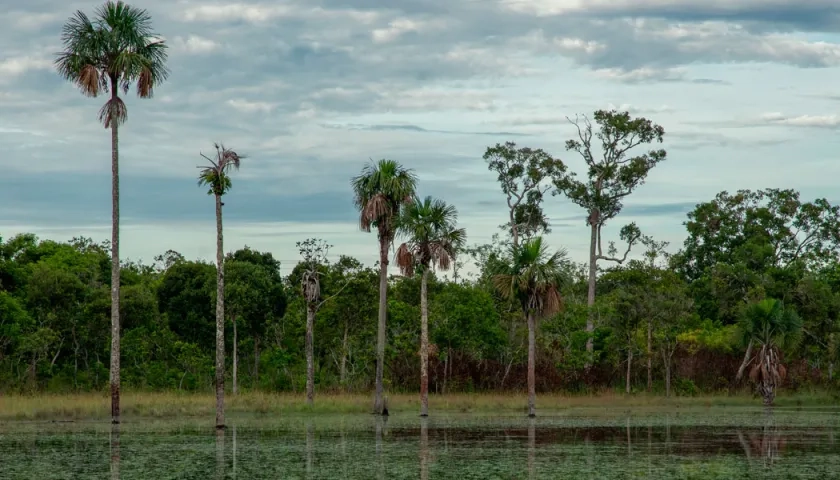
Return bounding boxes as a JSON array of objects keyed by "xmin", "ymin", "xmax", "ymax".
[{"xmin": 1, "ymin": 407, "xmax": 838, "ymax": 479}]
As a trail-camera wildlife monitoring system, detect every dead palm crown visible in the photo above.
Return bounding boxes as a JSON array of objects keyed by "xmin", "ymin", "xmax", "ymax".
[
  {"xmin": 198, "ymin": 143, "xmax": 244, "ymax": 195},
  {"xmin": 739, "ymin": 298, "xmax": 802, "ymax": 406}
]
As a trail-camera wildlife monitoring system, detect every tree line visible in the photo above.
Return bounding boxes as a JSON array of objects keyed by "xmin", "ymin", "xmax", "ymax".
[{"xmin": 31, "ymin": 1, "xmax": 840, "ymax": 424}]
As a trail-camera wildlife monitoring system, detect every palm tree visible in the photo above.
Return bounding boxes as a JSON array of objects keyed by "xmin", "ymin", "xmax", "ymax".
[
  {"xmin": 493, "ymin": 237, "xmax": 566, "ymax": 417},
  {"xmin": 55, "ymin": 1, "xmax": 168, "ymax": 424},
  {"xmin": 198, "ymin": 143, "xmax": 244, "ymax": 429},
  {"xmin": 351, "ymin": 159, "xmax": 418, "ymax": 415},
  {"xmin": 739, "ymin": 298, "xmax": 802, "ymax": 406},
  {"xmin": 395, "ymin": 196, "xmax": 466, "ymax": 417}
]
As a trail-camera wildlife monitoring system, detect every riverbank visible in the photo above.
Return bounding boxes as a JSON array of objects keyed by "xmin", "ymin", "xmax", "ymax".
[{"xmin": 1, "ymin": 390, "xmax": 836, "ymax": 421}]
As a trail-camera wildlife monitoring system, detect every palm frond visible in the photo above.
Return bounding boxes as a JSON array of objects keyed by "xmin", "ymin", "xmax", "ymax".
[
  {"xmin": 97, "ymin": 96, "xmax": 127, "ymax": 128},
  {"xmin": 351, "ymin": 159, "xmax": 417, "ymax": 234},
  {"xmin": 56, "ymin": 1, "xmax": 168, "ymax": 116},
  {"xmin": 395, "ymin": 243, "xmax": 415, "ymax": 276},
  {"xmin": 197, "ymin": 144, "xmax": 244, "ymax": 196}
]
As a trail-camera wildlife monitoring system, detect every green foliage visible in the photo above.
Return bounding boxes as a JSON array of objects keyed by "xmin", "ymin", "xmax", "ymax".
[
  {"xmin": 483, "ymin": 142, "xmax": 567, "ymax": 241},
  {"xmin": 2, "ymin": 177, "xmax": 838, "ymax": 397},
  {"xmin": 555, "ymin": 109, "xmax": 666, "ymax": 233}
]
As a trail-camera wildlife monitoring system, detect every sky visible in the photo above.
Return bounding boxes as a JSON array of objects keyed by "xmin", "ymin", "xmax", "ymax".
[{"xmin": 2, "ymin": 0, "xmax": 840, "ymax": 278}]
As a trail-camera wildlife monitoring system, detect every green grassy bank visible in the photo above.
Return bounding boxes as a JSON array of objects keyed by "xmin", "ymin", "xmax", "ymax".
[{"xmin": 1, "ymin": 390, "xmax": 838, "ymax": 421}]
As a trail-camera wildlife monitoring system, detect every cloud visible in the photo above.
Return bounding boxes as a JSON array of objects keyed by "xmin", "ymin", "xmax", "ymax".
[
  {"xmin": 3, "ymin": 0, "xmax": 840, "ymax": 271},
  {"xmin": 371, "ymin": 17, "xmax": 449, "ymax": 43},
  {"xmin": 170, "ymin": 35, "xmax": 221, "ymax": 54},
  {"xmin": 0, "ymin": 56, "xmax": 52, "ymax": 77},
  {"xmin": 760, "ymin": 112, "xmax": 840, "ymax": 128},
  {"xmin": 320, "ymin": 123, "xmax": 530, "ymax": 136},
  {"xmin": 226, "ymin": 98, "xmax": 275, "ymax": 113}
]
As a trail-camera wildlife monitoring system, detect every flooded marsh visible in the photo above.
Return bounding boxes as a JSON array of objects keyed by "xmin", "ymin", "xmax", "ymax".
[{"xmin": 1, "ymin": 407, "xmax": 838, "ymax": 479}]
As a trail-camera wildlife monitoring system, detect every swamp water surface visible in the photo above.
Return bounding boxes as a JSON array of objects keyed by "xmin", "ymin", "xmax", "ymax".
[{"xmin": 1, "ymin": 407, "xmax": 838, "ymax": 479}]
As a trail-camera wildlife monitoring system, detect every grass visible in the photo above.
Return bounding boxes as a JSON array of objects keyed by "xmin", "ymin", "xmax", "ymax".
[{"xmin": 1, "ymin": 390, "xmax": 837, "ymax": 421}]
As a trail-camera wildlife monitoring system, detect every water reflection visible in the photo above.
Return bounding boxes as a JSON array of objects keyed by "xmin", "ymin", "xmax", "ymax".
[
  {"xmin": 8, "ymin": 413, "xmax": 839, "ymax": 479},
  {"xmin": 375, "ymin": 416, "xmax": 388, "ymax": 480},
  {"xmin": 109, "ymin": 424, "xmax": 120, "ymax": 480},
  {"xmin": 420, "ymin": 418, "xmax": 430, "ymax": 480},
  {"xmin": 737, "ymin": 411, "xmax": 786, "ymax": 468},
  {"xmin": 527, "ymin": 418, "xmax": 536, "ymax": 480},
  {"xmin": 215, "ymin": 428, "xmax": 225, "ymax": 480},
  {"xmin": 305, "ymin": 421, "xmax": 314, "ymax": 479}
]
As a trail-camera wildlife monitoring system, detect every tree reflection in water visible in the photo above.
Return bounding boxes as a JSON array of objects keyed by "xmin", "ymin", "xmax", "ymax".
[{"xmin": 109, "ymin": 424, "xmax": 120, "ymax": 480}]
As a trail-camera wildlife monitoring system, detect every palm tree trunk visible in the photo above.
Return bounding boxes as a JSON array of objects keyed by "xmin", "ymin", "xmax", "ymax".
[
  {"xmin": 109, "ymin": 106, "xmax": 121, "ymax": 425},
  {"xmin": 420, "ymin": 268, "xmax": 430, "ymax": 417},
  {"xmin": 647, "ymin": 318, "xmax": 652, "ymax": 392},
  {"xmin": 736, "ymin": 339, "xmax": 754, "ymax": 382},
  {"xmin": 586, "ymin": 222, "xmax": 597, "ymax": 364},
  {"xmin": 373, "ymin": 236, "xmax": 388, "ymax": 415},
  {"xmin": 340, "ymin": 320, "xmax": 348, "ymax": 387},
  {"xmin": 527, "ymin": 311, "xmax": 536, "ymax": 417},
  {"xmin": 214, "ymin": 193, "xmax": 225, "ymax": 429},
  {"xmin": 254, "ymin": 336, "xmax": 260, "ymax": 389},
  {"xmin": 306, "ymin": 302, "xmax": 315, "ymax": 406},
  {"xmin": 232, "ymin": 314, "xmax": 238, "ymax": 396}
]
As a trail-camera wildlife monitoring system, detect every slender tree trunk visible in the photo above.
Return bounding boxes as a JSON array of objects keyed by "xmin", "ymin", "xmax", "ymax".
[
  {"xmin": 340, "ymin": 320, "xmax": 348, "ymax": 387},
  {"xmin": 663, "ymin": 351, "xmax": 672, "ymax": 398},
  {"xmin": 420, "ymin": 268, "xmax": 430, "ymax": 417},
  {"xmin": 254, "ymin": 336, "xmax": 259, "ymax": 389},
  {"xmin": 647, "ymin": 318, "xmax": 652, "ymax": 392},
  {"xmin": 626, "ymin": 349, "xmax": 633, "ymax": 394},
  {"xmin": 736, "ymin": 339, "xmax": 754, "ymax": 383},
  {"xmin": 306, "ymin": 303, "xmax": 315, "ymax": 406},
  {"xmin": 109, "ymin": 108, "xmax": 121, "ymax": 425},
  {"xmin": 215, "ymin": 193, "xmax": 225, "ymax": 429},
  {"xmin": 527, "ymin": 311, "xmax": 536, "ymax": 417},
  {"xmin": 373, "ymin": 236, "xmax": 389, "ymax": 415},
  {"xmin": 232, "ymin": 314, "xmax": 238, "ymax": 396},
  {"xmin": 586, "ymin": 222, "xmax": 597, "ymax": 363}
]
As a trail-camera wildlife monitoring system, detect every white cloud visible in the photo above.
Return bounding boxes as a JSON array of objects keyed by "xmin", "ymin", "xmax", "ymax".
[
  {"xmin": 371, "ymin": 18, "xmax": 449, "ymax": 43},
  {"xmin": 499, "ymin": 0, "xmax": 838, "ymax": 16},
  {"xmin": 171, "ymin": 35, "xmax": 220, "ymax": 54},
  {"xmin": 226, "ymin": 98, "xmax": 275, "ymax": 113},
  {"xmin": 182, "ymin": 3, "xmax": 298, "ymax": 23},
  {"xmin": 0, "ymin": 56, "xmax": 51, "ymax": 77},
  {"xmin": 182, "ymin": 3, "xmax": 380, "ymax": 25},
  {"xmin": 760, "ymin": 112, "xmax": 840, "ymax": 128},
  {"xmin": 593, "ymin": 67, "xmax": 687, "ymax": 82}
]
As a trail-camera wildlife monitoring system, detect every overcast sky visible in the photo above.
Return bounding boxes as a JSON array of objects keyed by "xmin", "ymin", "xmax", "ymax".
[{"xmin": 2, "ymin": 0, "xmax": 840, "ymax": 277}]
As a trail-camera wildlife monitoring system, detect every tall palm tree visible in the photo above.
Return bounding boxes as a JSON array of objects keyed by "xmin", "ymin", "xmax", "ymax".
[
  {"xmin": 739, "ymin": 298, "xmax": 802, "ymax": 406},
  {"xmin": 493, "ymin": 237, "xmax": 566, "ymax": 417},
  {"xmin": 351, "ymin": 159, "xmax": 417, "ymax": 415},
  {"xmin": 395, "ymin": 196, "xmax": 466, "ymax": 417},
  {"xmin": 55, "ymin": 0, "xmax": 168, "ymax": 424},
  {"xmin": 198, "ymin": 143, "xmax": 244, "ymax": 429}
]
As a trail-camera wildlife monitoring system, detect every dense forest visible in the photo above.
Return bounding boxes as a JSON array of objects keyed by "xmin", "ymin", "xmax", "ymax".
[{"xmin": 3, "ymin": 180, "xmax": 839, "ymax": 402}]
